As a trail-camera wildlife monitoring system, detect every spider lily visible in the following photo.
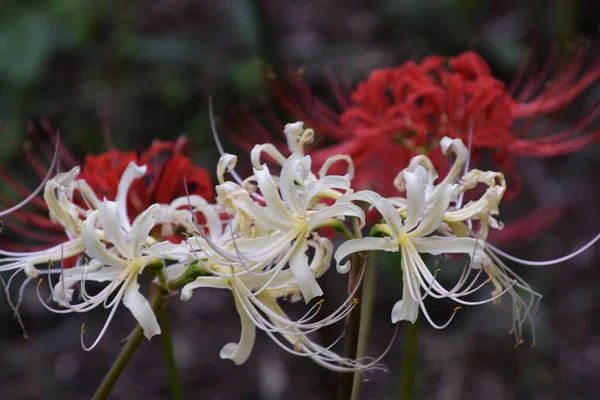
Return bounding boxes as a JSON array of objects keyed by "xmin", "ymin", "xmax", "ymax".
[
  {"xmin": 50, "ymin": 200, "xmax": 162, "ymax": 350},
  {"xmin": 4, "ymin": 160, "xmax": 220, "ymax": 349},
  {"xmin": 208, "ymin": 132, "xmax": 364, "ymax": 302},
  {"xmin": 333, "ymin": 136, "xmax": 541, "ymax": 342},
  {"xmin": 179, "ymin": 236, "xmax": 384, "ymax": 372},
  {"xmin": 0, "ymin": 162, "xmax": 162, "ymax": 349}
]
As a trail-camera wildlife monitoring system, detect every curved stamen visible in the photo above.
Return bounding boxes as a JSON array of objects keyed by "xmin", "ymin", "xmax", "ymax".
[
  {"xmin": 209, "ymin": 96, "xmax": 265, "ymax": 202},
  {"xmin": 0, "ymin": 133, "xmax": 61, "ymax": 217},
  {"xmin": 488, "ymin": 232, "xmax": 600, "ymax": 266}
]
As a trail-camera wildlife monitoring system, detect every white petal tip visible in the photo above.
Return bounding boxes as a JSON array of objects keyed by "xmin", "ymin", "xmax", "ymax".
[
  {"xmin": 336, "ymin": 261, "xmax": 351, "ymax": 274},
  {"xmin": 284, "ymin": 121, "xmax": 304, "ymax": 134},
  {"xmin": 180, "ymin": 288, "xmax": 193, "ymax": 301},
  {"xmin": 440, "ymin": 137, "xmax": 454, "ymax": 153},
  {"xmin": 127, "ymin": 161, "xmax": 148, "ymax": 174},
  {"xmin": 24, "ymin": 263, "xmax": 40, "ymax": 278},
  {"xmin": 302, "ymin": 289, "xmax": 323, "ymax": 304},
  {"xmin": 143, "ymin": 327, "xmax": 162, "ymax": 341},
  {"xmin": 391, "ymin": 300, "xmax": 403, "ymax": 323},
  {"xmin": 391, "ymin": 300, "xmax": 418, "ymax": 324},
  {"xmin": 219, "ymin": 343, "xmax": 248, "ymax": 365}
]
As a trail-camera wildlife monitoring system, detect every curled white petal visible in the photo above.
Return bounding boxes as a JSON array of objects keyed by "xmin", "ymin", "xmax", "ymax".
[
  {"xmin": 217, "ymin": 154, "xmax": 238, "ymax": 184},
  {"xmin": 318, "ymin": 154, "xmax": 355, "ymax": 180},
  {"xmin": 289, "ymin": 239, "xmax": 323, "ymax": 302},
  {"xmin": 116, "ymin": 162, "xmax": 147, "ymax": 230},
  {"xmin": 122, "ymin": 279, "xmax": 161, "ymax": 340},
  {"xmin": 220, "ymin": 290, "xmax": 257, "ymax": 365}
]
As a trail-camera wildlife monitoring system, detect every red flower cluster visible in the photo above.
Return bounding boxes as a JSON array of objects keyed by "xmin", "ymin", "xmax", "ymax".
[
  {"xmin": 77, "ymin": 137, "xmax": 213, "ymax": 218},
  {"xmin": 0, "ymin": 124, "xmax": 213, "ymax": 250},
  {"xmin": 231, "ymin": 48, "xmax": 600, "ymax": 199}
]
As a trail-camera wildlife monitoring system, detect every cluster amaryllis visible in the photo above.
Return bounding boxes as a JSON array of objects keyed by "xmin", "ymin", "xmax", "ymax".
[
  {"xmin": 1, "ymin": 120, "xmax": 598, "ymax": 371},
  {"xmin": 227, "ymin": 48, "xmax": 600, "ymax": 201}
]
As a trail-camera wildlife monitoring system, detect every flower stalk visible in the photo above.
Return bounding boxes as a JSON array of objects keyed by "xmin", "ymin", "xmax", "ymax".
[
  {"xmin": 351, "ymin": 252, "xmax": 378, "ymax": 400},
  {"xmin": 396, "ymin": 254, "xmax": 432, "ymax": 400},
  {"xmin": 397, "ymin": 317, "xmax": 419, "ymax": 400},
  {"xmin": 157, "ymin": 307, "xmax": 183, "ymax": 400},
  {"xmin": 90, "ymin": 264, "xmax": 204, "ymax": 400},
  {"xmin": 91, "ymin": 285, "xmax": 170, "ymax": 400},
  {"xmin": 338, "ymin": 253, "xmax": 367, "ymax": 400}
]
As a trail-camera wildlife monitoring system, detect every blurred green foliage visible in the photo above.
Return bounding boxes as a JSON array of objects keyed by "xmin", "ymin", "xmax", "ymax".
[{"xmin": 0, "ymin": 0, "xmax": 271, "ymax": 168}]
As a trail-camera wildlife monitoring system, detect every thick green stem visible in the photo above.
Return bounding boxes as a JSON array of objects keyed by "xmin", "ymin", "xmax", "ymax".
[
  {"xmin": 350, "ymin": 253, "xmax": 378, "ymax": 400},
  {"xmin": 337, "ymin": 253, "xmax": 365, "ymax": 400},
  {"xmin": 396, "ymin": 319, "xmax": 419, "ymax": 400},
  {"xmin": 157, "ymin": 307, "xmax": 183, "ymax": 400},
  {"xmin": 395, "ymin": 254, "xmax": 435, "ymax": 400},
  {"xmin": 91, "ymin": 262, "xmax": 207, "ymax": 400},
  {"xmin": 91, "ymin": 289, "xmax": 168, "ymax": 400}
]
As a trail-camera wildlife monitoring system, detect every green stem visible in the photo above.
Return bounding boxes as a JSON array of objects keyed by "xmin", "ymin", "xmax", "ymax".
[
  {"xmin": 350, "ymin": 253, "xmax": 378, "ymax": 400},
  {"xmin": 157, "ymin": 307, "xmax": 183, "ymax": 400},
  {"xmin": 91, "ymin": 289, "xmax": 168, "ymax": 400},
  {"xmin": 396, "ymin": 312, "xmax": 420, "ymax": 400},
  {"xmin": 91, "ymin": 262, "xmax": 207, "ymax": 400},
  {"xmin": 337, "ymin": 253, "xmax": 365, "ymax": 400},
  {"xmin": 396, "ymin": 254, "xmax": 434, "ymax": 400}
]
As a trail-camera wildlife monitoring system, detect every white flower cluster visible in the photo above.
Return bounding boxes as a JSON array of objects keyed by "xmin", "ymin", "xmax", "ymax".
[{"xmin": 3, "ymin": 121, "xmax": 590, "ymax": 371}]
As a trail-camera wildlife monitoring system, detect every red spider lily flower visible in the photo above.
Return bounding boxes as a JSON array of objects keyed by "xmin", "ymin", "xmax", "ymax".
[
  {"xmin": 0, "ymin": 122, "xmax": 214, "ymax": 253},
  {"xmin": 224, "ymin": 46, "xmax": 600, "ymax": 244},
  {"xmin": 228, "ymin": 46, "xmax": 600, "ymax": 200}
]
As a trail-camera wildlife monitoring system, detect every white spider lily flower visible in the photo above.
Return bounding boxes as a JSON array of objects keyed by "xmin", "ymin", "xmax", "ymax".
[
  {"xmin": 179, "ymin": 237, "xmax": 383, "ymax": 371},
  {"xmin": 333, "ymin": 136, "xmax": 538, "ymax": 337},
  {"xmin": 46, "ymin": 200, "xmax": 162, "ymax": 350},
  {"xmin": 39, "ymin": 162, "xmax": 164, "ymax": 350},
  {"xmin": 333, "ymin": 186, "xmax": 526, "ymax": 330},
  {"xmin": 392, "ymin": 137, "xmax": 506, "ymax": 238},
  {"xmin": 391, "ymin": 137, "xmax": 535, "ymax": 338},
  {"xmin": 213, "ymin": 151, "xmax": 364, "ymax": 302}
]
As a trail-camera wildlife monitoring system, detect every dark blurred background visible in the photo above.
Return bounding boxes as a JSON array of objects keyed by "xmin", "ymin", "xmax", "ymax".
[{"xmin": 1, "ymin": 1, "xmax": 600, "ymax": 399}]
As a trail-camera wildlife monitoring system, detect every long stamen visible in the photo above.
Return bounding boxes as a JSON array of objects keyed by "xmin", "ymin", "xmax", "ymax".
[
  {"xmin": 488, "ymin": 232, "xmax": 600, "ymax": 266},
  {"xmin": 0, "ymin": 133, "xmax": 61, "ymax": 217},
  {"xmin": 209, "ymin": 96, "xmax": 265, "ymax": 202}
]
